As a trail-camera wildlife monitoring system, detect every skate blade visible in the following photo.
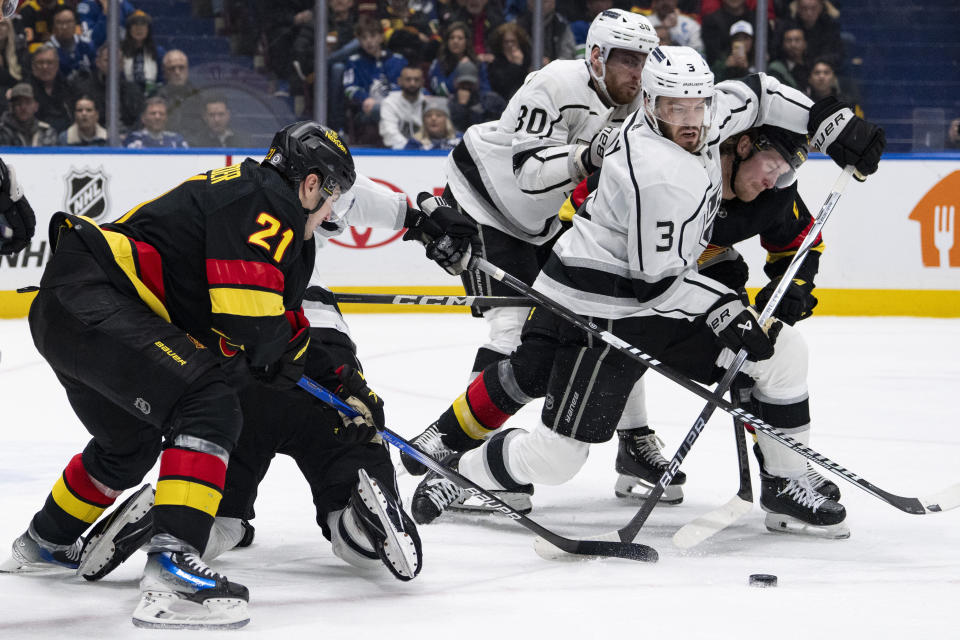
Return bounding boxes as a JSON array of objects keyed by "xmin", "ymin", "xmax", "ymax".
[
  {"xmin": 78, "ymin": 483, "xmax": 155, "ymax": 581},
  {"xmin": 763, "ymin": 512, "xmax": 851, "ymax": 539},
  {"xmin": 449, "ymin": 492, "xmax": 533, "ymax": 515},
  {"xmin": 132, "ymin": 592, "xmax": 249, "ymax": 629},
  {"xmin": 0, "ymin": 556, "xmax": 75, "ymax": 573},
  {"xmin": 614, "ymin": 475, "xmax": 683, "ymax": 505},
  {"xmin": 356, "ymin": 470, "xmax": 420, "ymax": 581}
]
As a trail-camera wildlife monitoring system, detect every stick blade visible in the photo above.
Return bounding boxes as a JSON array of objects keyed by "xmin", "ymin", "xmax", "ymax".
[
  {"xmin": 921, "ymin": 483, "xmax": 960, "ymax": 513},
  {"xmin": 532, "ymin": 533, "xmax": 659, "ymax": 563},
  {"xmin": 672, "ymin": 496, "xmax": 753, "ymax": 549}
]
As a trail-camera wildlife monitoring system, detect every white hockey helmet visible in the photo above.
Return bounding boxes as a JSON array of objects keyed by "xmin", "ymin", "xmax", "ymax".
[
  {"xmin": 585, "ymin": 9, "xmax": 659, "ymax": 105},
  {"xmin": 1, "ymin": 0, "xmax": 17, "ymax": 19},
  {"xmin": 641, "ymin": 46, "xmax": 716, "ymax": 151}
]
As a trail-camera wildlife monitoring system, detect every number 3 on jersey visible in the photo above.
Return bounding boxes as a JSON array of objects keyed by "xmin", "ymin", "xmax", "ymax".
[{"xmin": 248, "ymin": 212, "xmax": 294, "ymax": 263}]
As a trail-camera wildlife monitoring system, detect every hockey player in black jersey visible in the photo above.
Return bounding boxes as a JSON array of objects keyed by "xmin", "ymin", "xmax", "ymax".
[
  {"xmin": 0, "ymin": 121, "xmax": 357, "ymax": 629},
  {"xmin": 408, "ymin": 46, "xmax": 885, "ymax": 540},
  {"xmin": 69, "ymin": 153, "xmax": 477, "ymax": 588}
]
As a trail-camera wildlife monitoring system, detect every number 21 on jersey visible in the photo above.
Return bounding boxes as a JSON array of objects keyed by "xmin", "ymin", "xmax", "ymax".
[{"xmin": 248, "ymin": 213, "xmax": 294, "ymax": 263}]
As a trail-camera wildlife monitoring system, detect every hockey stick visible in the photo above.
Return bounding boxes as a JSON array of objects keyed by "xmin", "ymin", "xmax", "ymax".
[
  {"xmin": 296, "ymin": 375, "xmax": 659, "ymax": 563},
  {"xmin": 467, "ymin": 241, "xmax": 960, "ymax": 537},
  {"xmin": 671, "ymin": 165, "xmax": 852, "ymax": 549},
  {"xmin": 305, "ymin": 287, "xmax": 530, "ymax": 308}
]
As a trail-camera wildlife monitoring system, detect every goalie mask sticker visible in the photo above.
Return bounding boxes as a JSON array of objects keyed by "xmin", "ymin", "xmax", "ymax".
[{"xmin": 64, "ymin": 167, "xmax": 109, "ymax": 220}]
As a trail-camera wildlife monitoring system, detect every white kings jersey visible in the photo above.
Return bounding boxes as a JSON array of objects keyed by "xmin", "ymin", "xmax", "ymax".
[
  {"xmin": 535, "ymin": 73, "xmax": 815, "ymax": 320},
  {"xmin": 304, "ymin": 172, "xmax": 406, "ymax": 335},
  {"xmin": 445, "ymin": 59, "xmax": 640, "ymax": 245}
]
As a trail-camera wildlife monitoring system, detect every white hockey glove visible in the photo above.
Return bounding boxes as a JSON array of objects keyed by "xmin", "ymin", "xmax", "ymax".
[{"xmin": 571, "ymin": 126, "xmax": 615, "ymax": 181}]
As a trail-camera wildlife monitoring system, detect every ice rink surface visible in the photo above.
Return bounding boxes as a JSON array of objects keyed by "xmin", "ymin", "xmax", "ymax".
[{"xmin": 0, "ymin": 313, "xmax": 958, "ymax": 639}]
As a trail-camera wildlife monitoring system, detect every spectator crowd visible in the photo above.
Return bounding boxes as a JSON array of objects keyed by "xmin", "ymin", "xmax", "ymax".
[{"xmin": 0, "ymin": 0, "xmax": 864, "ymax": 149}]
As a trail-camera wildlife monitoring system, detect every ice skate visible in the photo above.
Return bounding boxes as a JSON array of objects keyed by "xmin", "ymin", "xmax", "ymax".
[
  {"xmin": 399, "ymin": 422, "xmax": 455, "ymax": 476},
  {"xmin": 760, "ymin": 472, "xmax": 850, "ymax": 539},
  {"xmin": 132, "ymin": 550, "xmax": 249, "ymax": 629},
  {"xmin": 448, "ymin": 485, "xmax": 534, "ymax": 515},
  {"xmin": 411, "ymin": 454, "xmax": 467, "ymax": 524},
  {"xmin": 349, "ymin": 469, "xmax": 422, "ymax": 580},
  {"xmin": 614, "ymin": 428, "xmax": 685, "ymax": 504},
  {"xmin": 0, "ymin": 526, "xmax": 82, "ymax": 572},
  {"xmin": 753, "ymin": 442, "xmax": 840, "ymax": 501},
  {"xmin": 77, "ymin": 483, "xmax": 155, "ymax": 581}
]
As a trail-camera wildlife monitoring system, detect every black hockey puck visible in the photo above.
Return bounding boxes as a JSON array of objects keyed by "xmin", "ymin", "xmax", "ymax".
[{"xmin": 748, "ymin": 574, "xmax": 777, "ymax": 588}]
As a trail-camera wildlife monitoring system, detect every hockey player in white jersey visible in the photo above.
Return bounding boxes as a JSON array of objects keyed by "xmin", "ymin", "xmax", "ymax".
[
  {"xmin": 442, "ymin": 9, "xmax": 656, "ymax": 375},
  {"xmin": 399, "ymin": 8, "xmax": 659, "ymax": 479},
  {"xmin": 411, "ymin": 46, "xmax": 885, "ymax": 539}
]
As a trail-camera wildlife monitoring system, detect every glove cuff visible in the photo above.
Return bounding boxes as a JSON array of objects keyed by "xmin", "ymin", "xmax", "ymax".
[{"xmin": 570, "ymin": 144, "xmax": 592, "ymax": 182}]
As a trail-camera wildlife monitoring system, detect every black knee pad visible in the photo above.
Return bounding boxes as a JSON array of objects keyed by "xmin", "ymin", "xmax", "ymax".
[{"xmin": 167, "ymin": 371, "xmax": 242, "ymax": 452}]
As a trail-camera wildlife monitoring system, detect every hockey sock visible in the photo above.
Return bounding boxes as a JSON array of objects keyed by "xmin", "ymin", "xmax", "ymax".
[
  {"xmin": 31, "ymin": 453, "xmax": 121, "ymax": 546},
  {"xmin": 470, "ymin": 346, "xmax": 506, "ymax": 381},
  {"xmin": 753, "ymin": 392, "xmax": 811, "ymax": 478},
  {"xmin": 443, "ymin": 360, "xmax": 536, "ymax": 451},
  {"xmin": 153, "ymin": 443, "xmax": 227, "ymax": 555}
]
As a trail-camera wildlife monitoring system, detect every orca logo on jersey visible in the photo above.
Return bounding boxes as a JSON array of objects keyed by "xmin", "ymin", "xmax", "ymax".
[{"xmin": 64, "ymin": 167, "xmax": 109, "ymax": 220}]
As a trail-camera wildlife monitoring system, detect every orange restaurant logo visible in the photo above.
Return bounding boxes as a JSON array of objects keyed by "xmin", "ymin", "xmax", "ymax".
[{"xmin": 908, "ymin": 170, "xmax": 959, "ymax": 267}]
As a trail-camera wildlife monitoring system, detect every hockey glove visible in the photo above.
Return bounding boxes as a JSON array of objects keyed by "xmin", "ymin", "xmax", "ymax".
[
  {"xmin": 403, "ymin": 192, "xmax": 479, "ymax": 275},
  {"xmin": 808, "ymin": 96, "xmax": 885, "ymax": 180},
  {"xmin": 754, "ymin": 277, "xmax": 817, "ymax": 325},
  {"xmin": 0, "ymin": 160, "xmax": 35, "ymax": 255},
  {"xmin": 333, "ymin": 364, "xmax": 383, "ymax": 444},
  {"xmin": 706, "ymin": 294, "xmax": 783, "ymax": 361},
  {"xmin": 699, "ymin": 250, "xmax": 750, "ymax": 293},
  {"xmin": 252, "ymin": 308, "xmax": 310, "ymax": 389},
  {"xmin": 572, "ymin": 125, "xmax": 615, "ymax": 180}
]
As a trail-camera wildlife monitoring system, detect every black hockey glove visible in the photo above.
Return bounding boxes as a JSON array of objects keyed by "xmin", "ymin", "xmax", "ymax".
[
  {"xmin": 808, "ymin": 96, "xmax": 885, "ymax": 181},
  {"xmin": 252, "ymin": 308, "xmax": 310, "ymax": 390},
  {"xmin": 699, "ymin": 251, "xmax": 750, "ymax": 293},
  {"xmin": 333, "ymin": 364, "xmax": 383, "ymax": 444},
  {"xmin": 402, "ymin": 192, "xmax": 479, "ymax": 275},
  {"xmin": 754, "ymin": 277, "xmax": 817, "ymax": 325},
  {"xmin": 0, "ymin": 159, "xmax": 36, "ymax": 256},
  {"xmin": 706, "ymin": 293, "xmax": 783, "ymax": 361}
]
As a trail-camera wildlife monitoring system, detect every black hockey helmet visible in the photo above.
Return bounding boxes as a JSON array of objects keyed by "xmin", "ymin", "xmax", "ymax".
[
  {"xmin": 726, "ymin": 125, "xmax": 808, "ymax": 193},
  {"xmin": 753, "ymin": 125, "xmax": 809, "ymax": 173},
  {"xmin": 263, "ymin": 121, "xmax": 356, "ymax": 204}
]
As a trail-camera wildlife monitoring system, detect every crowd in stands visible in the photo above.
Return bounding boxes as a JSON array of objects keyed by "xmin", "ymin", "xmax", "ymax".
[{"xmin": 0, "ymin": 0, "xmax": 877, "ymax": 149}]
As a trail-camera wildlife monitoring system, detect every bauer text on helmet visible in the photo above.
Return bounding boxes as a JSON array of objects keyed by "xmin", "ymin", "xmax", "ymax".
[
  {"xmin": 586, "ymin": 9, "xmax": 659, "ymax": 106},
  {"xmin": 642, "ymin": 46, "xmax": 715, "ymax": 152}
]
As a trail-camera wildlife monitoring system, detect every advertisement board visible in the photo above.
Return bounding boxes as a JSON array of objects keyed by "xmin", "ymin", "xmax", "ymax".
[{"xmin": 1, "ymin": 149, "xmax": 958, "ymax": 317}]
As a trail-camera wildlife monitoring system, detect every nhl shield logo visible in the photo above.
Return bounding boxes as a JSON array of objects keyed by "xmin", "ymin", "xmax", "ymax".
[{"xmin": 64, "ymin": 167, "xmax": 108, "ymax": 220}]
